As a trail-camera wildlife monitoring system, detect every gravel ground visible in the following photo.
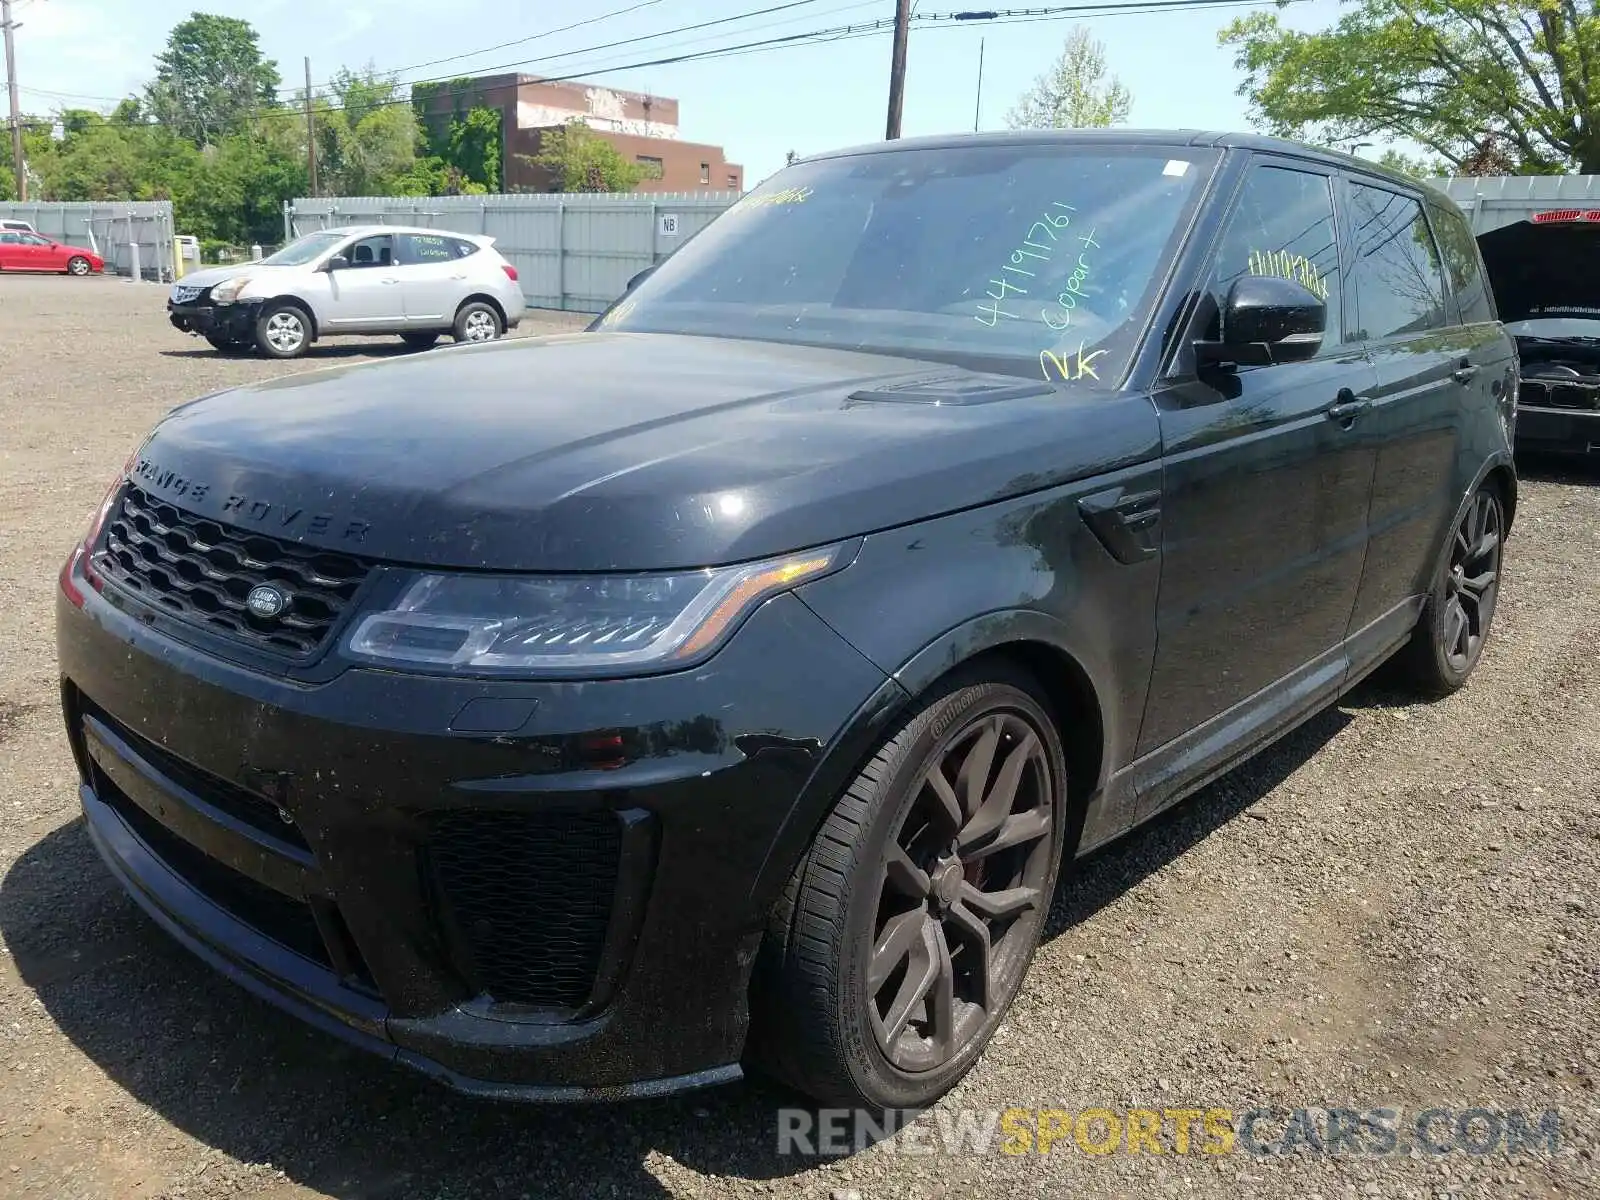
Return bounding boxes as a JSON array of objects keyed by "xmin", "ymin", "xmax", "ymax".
[{"xmin": 1, "ymin": 274, "xmax": 1596, "ymax": 1200}]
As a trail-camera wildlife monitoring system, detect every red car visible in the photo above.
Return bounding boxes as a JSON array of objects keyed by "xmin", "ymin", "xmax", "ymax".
[{"xmin": 0, "ymin": 230, "xmax": 104, "ymax": 275}]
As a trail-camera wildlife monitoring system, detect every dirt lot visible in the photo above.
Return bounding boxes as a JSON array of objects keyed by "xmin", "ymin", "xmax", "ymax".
[{"xmin": 1, "ymin": 274, "xmax": 1597, "ymax": 1200}]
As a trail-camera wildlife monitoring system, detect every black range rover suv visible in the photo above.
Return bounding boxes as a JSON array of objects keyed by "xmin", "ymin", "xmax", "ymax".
[{"xmin": 56, "ymin": 131, "xmax": 1517, "ymax": 1111}]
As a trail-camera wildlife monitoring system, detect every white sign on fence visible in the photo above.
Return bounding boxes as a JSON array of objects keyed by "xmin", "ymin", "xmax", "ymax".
[{"xmin": 658, "ymin": 213, "xmax": 680, "ymax": 237}]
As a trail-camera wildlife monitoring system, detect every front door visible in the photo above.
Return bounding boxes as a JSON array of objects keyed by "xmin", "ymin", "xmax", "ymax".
[
  {"xmin": 1137, "ymin": 158, "xmax": 1378, "ymax": 783},
  {"xmin": 323, "ymin": 234, "xmax": 405, "ymax": 329}
]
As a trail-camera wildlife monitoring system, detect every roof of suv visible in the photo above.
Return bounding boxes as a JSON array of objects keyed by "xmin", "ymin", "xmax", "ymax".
[
  {"xmin": 806, "ymin": 128, "xmax": 1429, "ymax": 197},
  {"xmin": 316, "ymin": 224, "xmax": 490, "ymax": 241}
]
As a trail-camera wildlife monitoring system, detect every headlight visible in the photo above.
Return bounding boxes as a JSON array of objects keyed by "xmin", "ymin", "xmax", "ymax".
[
  {"xmin": 343, "ymin": 543, "xmax": 854, "ymax": 675},
  {"xmin": 211, "ymin": 276, "xmax": 252, "ymax": 303}
]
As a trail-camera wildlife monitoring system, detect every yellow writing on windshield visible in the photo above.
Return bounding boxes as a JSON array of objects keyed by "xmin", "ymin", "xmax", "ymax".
[
  {"xmin": 731, "ymin": 186, "xmax": 814, "ymax": 214},
  {"xmin": 1247, "ymin": 249, "xmax": 1329, "ymax": 301}
]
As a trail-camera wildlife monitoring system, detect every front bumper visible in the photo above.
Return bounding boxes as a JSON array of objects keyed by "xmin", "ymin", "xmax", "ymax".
[
  {"xmin": 56, "ymin": 558, "xmax": 893, "ymax": 1100},
  {"xmin": 1515, "ymin": 402, "xmax": 1600, "ymax": 455},
  {"xmin": 169, "ymin": 299, "xmax": 259, "ymax": 340}
]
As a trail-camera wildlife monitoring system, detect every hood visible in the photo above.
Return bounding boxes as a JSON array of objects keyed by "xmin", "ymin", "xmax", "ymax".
[
  {"xmin": 1478, "ymin": 219, "xmax": 1600, "ymax": 324},
  {"xmin": 129, "ymin": 332, "xmax": 1160, "ymax": 572},
  {"xmin": 172, "ymin": 263, "xmax": 283, "ymax": 289}
]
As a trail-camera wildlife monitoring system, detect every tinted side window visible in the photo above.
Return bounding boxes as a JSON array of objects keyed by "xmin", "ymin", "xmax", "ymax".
[
  {"xmin": 1346, "ymin": 183, "xmax": 1450, "ymax": 339},
  {"xmin": 397, "ymin": 233, "xmax": 456, "ymax": 266},
  {"xmin": 451, "ymin": 238, "xmax": 480, "ymax": 259},
  {"xmin": 1205, "ymin": 164, "xmax": 1343, "ymax": 352},
  {"xmin": 1428, "ymin": 202, "xmax": 1495, "ymax": 324}
]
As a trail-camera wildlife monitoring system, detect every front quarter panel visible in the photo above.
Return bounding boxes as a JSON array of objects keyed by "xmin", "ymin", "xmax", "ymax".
[{"xmin": 795, "ymin": 392, "xmax": 1164, "ymax": 849}]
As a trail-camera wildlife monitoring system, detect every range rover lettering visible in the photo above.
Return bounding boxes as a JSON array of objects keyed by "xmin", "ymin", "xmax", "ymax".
[{"xmin": 57, "ymin": 131, "xmax": 1517, "ymax": 1111}]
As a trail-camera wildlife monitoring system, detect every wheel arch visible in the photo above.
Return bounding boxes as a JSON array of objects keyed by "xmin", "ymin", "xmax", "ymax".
[
  {"xmin": 747, "ymin": 612, "xmax": 1112, "ymax": 916},
  {"xmin": 1484, "ymin": 459, "xmax": 1517, "ymax": 534},
  {"xmin": 262, "ymin": 295, "xmax": 319, "ymax": 339},
  {"xmin": 456, "ymin": 292, "xmax": 508, "ymax": 327}
]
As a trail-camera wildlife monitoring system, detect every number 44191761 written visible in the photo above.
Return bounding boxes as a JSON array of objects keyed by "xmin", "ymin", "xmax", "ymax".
[{"xmin": 975, "ymin": 203, "xmax": 1096, "ymax": 327}]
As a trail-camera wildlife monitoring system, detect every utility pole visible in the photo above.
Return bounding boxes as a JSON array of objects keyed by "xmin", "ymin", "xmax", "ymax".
[
  {"xmin": 973, "ymin": 37, "xmax": 985, "ymax": 132},
  {"xmin": 304, "ymin": 56, "xmax": 318, "ymax": 197},
  {"xmin": 884, "ymin": 0, "xmax": 911, "ymax": 140},
  {"xmin": 2, "ymin": 0, "xmax": 25, "ymax": 201}
]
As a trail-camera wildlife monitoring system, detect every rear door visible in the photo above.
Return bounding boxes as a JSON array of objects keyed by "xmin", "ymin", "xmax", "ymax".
[
  {"xmin": 0, "ymin": 231, "xmax": 23, "ymax": 268},
  {"xmin": 1139, "ymin": 155, "xmax": 1378, "ymax": 771},
  {"xmin": 395, "ymin": 233, "xmax": 468, "ymax": 324},
  {"xmin": 1340, "ymin": 177, "xmax": 1489, "ymax": 651}
]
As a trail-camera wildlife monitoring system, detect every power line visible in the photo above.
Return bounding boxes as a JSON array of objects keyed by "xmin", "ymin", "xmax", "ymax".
[{"xmin": 17, "ymin": 0, "xmax": 1301, "ymax": 130}]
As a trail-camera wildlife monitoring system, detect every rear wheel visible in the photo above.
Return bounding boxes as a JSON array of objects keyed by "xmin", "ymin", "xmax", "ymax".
[
  {"xmin": 752, "ymin": 668, "xmax": 1067, "ymax": 1110},
  {"xmin": 401, "ymin": 331, "xmax": 441, "ymax": 350},
  {"xmin": 254, "ymin": 302, "xmax": 311, "ymax": 359},
  {"xmin": 453, "ymin": 301, "xmax": 502, "ymax": 344},
  {"xmin": 1395, "ymin": 482, "xmax": 1504, "ymax": 696},
  {"xmin": 66, "ymin": 256, "xmax": 91, "ymax": 276}
]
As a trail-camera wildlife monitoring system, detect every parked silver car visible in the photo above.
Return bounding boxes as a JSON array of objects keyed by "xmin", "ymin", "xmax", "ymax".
[{"xmin": 165, "ymin": 225, "xmax": 527, "ymax": 359}]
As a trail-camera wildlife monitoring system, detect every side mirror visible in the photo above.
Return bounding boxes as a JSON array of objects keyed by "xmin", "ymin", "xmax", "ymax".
[
  {"xmin": 625, "ymin": 264, "xmax": 656, "ymax": 292},
  {"xmin": 1195, "ymin": 274, "xmax": 1326, "ymax": 368},
  {"xmin": 324, "ymin": 253, "xmax": 350, "ymax": 272}
]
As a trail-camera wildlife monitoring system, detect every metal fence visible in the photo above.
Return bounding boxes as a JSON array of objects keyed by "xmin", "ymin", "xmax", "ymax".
[
  {"xmin": 284, "ymin": 192, "xmax": 741, "ymax": 314},
  {"xmin": 1428, "ymin": 174, "xmax": 1600, "ymax": 235},
  {"xmin": 0, "ymin": 200, "xmax": 177, "ymax": 280}
]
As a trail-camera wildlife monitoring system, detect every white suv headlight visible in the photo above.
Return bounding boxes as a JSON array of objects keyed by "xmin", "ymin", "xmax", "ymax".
[{"xmin": 211, "ymin": 276, "xmax": 253, "ymax": 304}]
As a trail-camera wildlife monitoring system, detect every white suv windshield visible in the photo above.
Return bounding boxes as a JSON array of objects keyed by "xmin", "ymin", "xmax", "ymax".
[
  {"xmin": 260, "ymin": 231, "xmax": 348, "ymax": 267},
  {"xmin": 600, "ymin": 143, "xmax": 1217, "ymax": 386}
]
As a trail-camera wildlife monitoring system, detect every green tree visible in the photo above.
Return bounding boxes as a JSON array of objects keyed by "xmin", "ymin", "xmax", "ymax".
[
  {"xmin": 314, "ymin": 67, "xmax": 427, "ymax": 196},
  {"xmin": 145, "ymin": 12, "xmax": 280, "ymax": 146},
  {"xmin": 412, "ymin": 80, "xmax": 502, "ymax": 193},
  {"xmin": 1221, "ymin": 0, "xmax": 1600, "ymax": 174},
  {"xmin": 1006, "ymin": 25, "xmax": 1132, "ymax": 129},
  {"xmin": 526, "ymin": 119, "xmax": 647, "ymax": 192}
]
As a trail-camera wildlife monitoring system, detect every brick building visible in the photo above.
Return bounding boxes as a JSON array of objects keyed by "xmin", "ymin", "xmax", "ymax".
[{"xmin": 419, "ymin": 74, "xmax": 743, "ymax": 194}]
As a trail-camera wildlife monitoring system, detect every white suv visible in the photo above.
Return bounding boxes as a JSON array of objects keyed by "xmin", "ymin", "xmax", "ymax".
[{"xmin": 166, "ymin": 225, "xmax": 528, "ymax": 358}]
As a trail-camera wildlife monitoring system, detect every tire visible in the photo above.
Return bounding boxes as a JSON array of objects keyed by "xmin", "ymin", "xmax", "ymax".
[
  {"xmin": 751, "ymin": 666, "xmax": 1069, "ymax": 1111},
  {"xmin": 66, "ymin": 256, "xmax": 91, "ymax": 276},
  {"xmin": 1394, "ymin": 481, "xmax": 1505, "ymax": 697},
  {"xmin": 453, "ymin": 301, "xmax": 502, "ymax": 344},
  {"xmin": 254, "ymin": 302, "xmax": 312, "ymax": 359},
  {"xmin": 401, "ymin": 331, "xmax": 441, "ymax": 350},
  {"xmin": 205, "ymin": 333, "xmax": 251, "ymax": 354}
]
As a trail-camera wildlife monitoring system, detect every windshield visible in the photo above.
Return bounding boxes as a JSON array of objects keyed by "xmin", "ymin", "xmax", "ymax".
[
  {"xmin": 599, "ymin": 143, "xmax": 1217, "ymax": 387},
  {"xmin": 260, "ymin": 231, "xmax": 347, "ymax": 267}
]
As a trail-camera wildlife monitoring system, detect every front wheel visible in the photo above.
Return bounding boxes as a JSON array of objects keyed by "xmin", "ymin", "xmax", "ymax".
[
  {"xmin": 752, "ymin": 669, "xmax": 1068, "ymax": 1111},
  {"xmin": 453, "ymin": 301, "xmax": 503, "ymax": 344},
  {"xmin": 1395, "ymin": 482, "xmax": 1505, "ymax": 696},
  {"xmin": 66, "ymin": 256, "xmax": 91, "ymax": 276},
  {"xmin": 254, "ymin": 303, "xmax": 311, "ymax": 359}
]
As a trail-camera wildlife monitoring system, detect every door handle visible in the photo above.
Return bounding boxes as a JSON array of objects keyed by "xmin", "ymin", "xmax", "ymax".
[
  {"xmin": 380, "ymin": 277, "xmax": 400, "ymax": 285},
  {"xmin": 1324, "ymin": 394, "xmax": 1371, "ymax": 425},
  {"xmin": 1452, "ymin": 363, "xmax": 1480, "ymax": 383}
]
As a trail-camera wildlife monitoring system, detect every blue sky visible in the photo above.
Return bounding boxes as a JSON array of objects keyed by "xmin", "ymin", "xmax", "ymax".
[{"xmin": 11, "ymin": 0, "xmax": 1356, "ymax": 184}]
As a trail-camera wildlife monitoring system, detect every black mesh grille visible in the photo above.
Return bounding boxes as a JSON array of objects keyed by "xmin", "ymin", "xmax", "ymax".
[
  {"xmin": 1523, "ymin": 379, "xmax": 1600, "ymax": 411},
  {"xmin": 83, "ymin": 701, "xmax": 310, "ymax": 852},
  {"xmin": 425, "ymin": 811, "xmax": 621, "ymax": 1010},
  {"xmin": 97, "ymin": 485, "xmax": 372, "ymax": 658},
  {"xmin": 96, "ymin": 765, "xmax": 330, "ymax": 967}
]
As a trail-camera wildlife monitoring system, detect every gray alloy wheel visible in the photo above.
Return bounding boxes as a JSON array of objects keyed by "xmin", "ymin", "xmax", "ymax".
[
  {"xmin": 255, "ymin": 304, "xmax": 310, "ymax": 359},
  {"xmin": 1396, "ymin": 482, "xmax": 1504, "ymax": 696},
  {"xmin": 453, "ymin": 301, "xmax": 502, "ymax": 343},
  {"xmin": 752, "ymin": 668, "xmax": 1068, "ymax": 1111},
  {"xmin": 67, "ymin": 256, "xmax": 91, "ymax": 276}
]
